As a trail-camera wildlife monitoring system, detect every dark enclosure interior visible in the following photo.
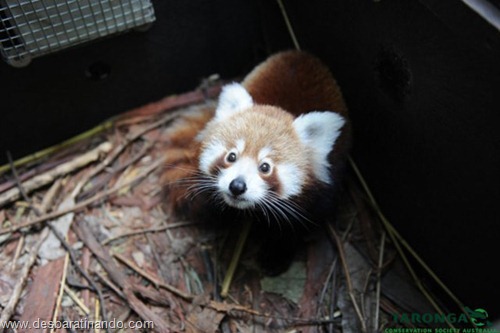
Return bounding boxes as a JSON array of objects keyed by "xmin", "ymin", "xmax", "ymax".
[{"xmin": 1, "ymin": 0, "xmax": 499, "ymax": 319}]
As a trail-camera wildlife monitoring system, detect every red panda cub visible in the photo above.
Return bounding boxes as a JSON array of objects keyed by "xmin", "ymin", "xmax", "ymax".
[{"xmin": 163, "ymin": 50, "xmax": 351, "ymax": 272}]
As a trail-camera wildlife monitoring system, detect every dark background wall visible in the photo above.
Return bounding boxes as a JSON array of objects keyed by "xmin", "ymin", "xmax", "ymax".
[
  {"xmin": 0, "ymin": 1, "xmax": 274, "ymax": 161},
  {"xmin": 281, "ymin": 0, "xmax": 500, "ymax": 314},
  {"xmin": 1, "ymin": 0, "xmax": 499, "ymax": 317}
]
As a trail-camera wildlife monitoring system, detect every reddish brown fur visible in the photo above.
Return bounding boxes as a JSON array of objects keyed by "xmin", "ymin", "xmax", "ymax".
[
  {"xmin": 162, "ymin": 50, "xmax": 351, "ymax": 214},
  {"xmin": 161, "ymin": 107, "xmax": 214, "ymax": 213},
  {"xmin": 243, "ymin": 51, "xmax": 348, "ymax": 118},
  {"xmin": 199, "ymin": 104, "xmax": 314, "ymax": 187},
  {"xmin": 243, "ymin": 51, "xmax": 351, "ymax": 191}
]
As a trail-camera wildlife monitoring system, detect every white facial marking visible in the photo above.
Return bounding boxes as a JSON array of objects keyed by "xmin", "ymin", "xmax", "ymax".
[
  {"xmin": 214, "ymin": 83, "xmax": 253, "ymax": 121},
  {"xmin": 236, "ymin": 139, "xmax": 246, "ymax": 153},
  {"xmin": 258, "ymin": 146, "xmax": 272, "ymax": 161},
  {"xmin": 277, "ymin": 163, "xmax": 305, "ymax": 198},
  {"xmin": 293, "ymin": 111, "xmax": 345, "ymax": 184},
  {"xmin": 199, "ymin": 140, "xmax": 226, "ymax": 174},
  {"xmin": 218, "ymin": 157, "xmax": 268, "ymax": 209}
]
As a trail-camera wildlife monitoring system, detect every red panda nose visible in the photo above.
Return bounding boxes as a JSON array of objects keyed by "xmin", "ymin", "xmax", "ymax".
[{"xmin": 229, "ymin": 177, "xmax": 247, "ymax": 196}]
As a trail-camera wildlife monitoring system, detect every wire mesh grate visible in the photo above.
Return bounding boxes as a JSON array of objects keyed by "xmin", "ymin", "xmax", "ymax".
[{"xmin": 0, "ymin": 0, "xmax": 155, "ymax": 67}]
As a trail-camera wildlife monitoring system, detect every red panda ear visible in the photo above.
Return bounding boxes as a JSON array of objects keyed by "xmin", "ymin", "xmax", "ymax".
[
  {"xmin": 293, "ymin": 111, "xmax": 345, "ymax": 184},
  {"xmin": 215, "ymin": 83, "xmax": 253, "ymax": 121}
]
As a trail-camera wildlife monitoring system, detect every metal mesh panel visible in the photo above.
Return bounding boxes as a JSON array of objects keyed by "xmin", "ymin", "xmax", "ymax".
[{"xmin": 0, "ymin": 0, "xmax": 155, "ymax": 67}]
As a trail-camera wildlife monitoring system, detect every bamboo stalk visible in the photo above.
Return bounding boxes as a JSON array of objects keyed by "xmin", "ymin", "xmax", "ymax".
[{"xmin": 220, "ymin": 218, "xmax": 252, "ymax": 298}]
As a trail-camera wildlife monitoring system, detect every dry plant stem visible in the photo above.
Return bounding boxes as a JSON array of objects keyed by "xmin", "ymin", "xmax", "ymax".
[
  {"xmin": 348, "ymin": 158, "xmax": 465, "ymax": 323},
  {"xmin": 0, "ymin": 122, "xmax": 113, "ymax": 176},
  {"xmin": 0, "ymin": 142, "xmax": 112, "ymax": 207},
  {"xmin": 10, "ymin": 234, "xmax": 24, "ymax": 272},
  {"xmin": 45, "ymin": 222, "xmax": 107, "ymax": 330},
  {"xmin": 40, "ymin": 179, "xmax": 63, "ymax": 213},
  {"xmin": 77, "ymin": 140, "xmax": 154, "ymax": 199},
  {"xmin": 328, "ymin": 265, "xmax": 338, "ymax": 333},
  {"xmin": 327, "ymin": 224, "xmax": 368, "ymax": 333},
  {"xmin": 95, "ymin": 298, "xmax": 101, "ymax": 333},
  {"xmin": 0, "ymin": 228, "xmax": 49, "ymax": 333},
  {"xmin": 51, "ymin": 254, "xmax": 70, "ymax": 333},
  {"xmin": 0, "ymin": 178, "xmax": 63, "ymax": 330},
  {"xmin": 276, "ymin": 0, "xmax": 301, "ymax": 51},
  {"xmin": 64, "ymin": 285, "xmax": 91, "ymax": 315},
  {"xmin": 74, "ymin": 222, "xmax": 172, "ymax": 332},
  {"xmin": 95, "ymin": 270, "xmax": 126, "ymax": 299},
  {"xmin": 113, "ymin": 252, "xmax": 194, "ymax": 301},
  {"xmin": 78, "ymin": 114, "xmax": 165, "ymax": 192},
  {"xmin": 318, "ymin": 256, "xmax": 337, "ymax": 309},
  {"xmin": 102, "ymin": 221, "xmax": 198, "ymax": 245},
  {"xmin": 0, "ymin": 84, "xmax": 221, "ymax": 177},
  {"xmin": 7, "ymin": 156, "xmax": 110, "ymax": 331},
  {"xmin": 220, "ymin": 218, "xmax": 252, "ymax": 298},
  {"xmin": 0, "ymin": 156, "xmax": 165, "ymax": 236},
  {"xmin": 374, "ymin": 232, "xmax": 386, "ymax": 332},
  {"xmin": 387, "ymin": 224, "xmax": 455, "ymax": 329}
]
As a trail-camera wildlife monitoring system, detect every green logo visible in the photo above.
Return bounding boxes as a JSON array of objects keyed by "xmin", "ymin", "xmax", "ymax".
[
  {"xmin": 390, "ymin": 306, "xmax": 495, "ymax": 328},
  {"xmin": 465, "ymin": 307, "xmax": 492, "ymax": 327}
]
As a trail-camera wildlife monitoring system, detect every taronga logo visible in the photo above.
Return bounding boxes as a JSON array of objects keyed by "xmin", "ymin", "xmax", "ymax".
[
  {"xmin": 391, "ymin": 306, "xmax": 493, "ymax": 328},
  {"xmin": 465, "ymin": 307, "xmax": 492, "ymax": 328}
]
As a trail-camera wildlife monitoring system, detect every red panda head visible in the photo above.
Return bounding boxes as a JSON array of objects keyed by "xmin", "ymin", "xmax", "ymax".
[{"xmin": 197, "ymin": 83, "xmax": 345, "ymax": 210}]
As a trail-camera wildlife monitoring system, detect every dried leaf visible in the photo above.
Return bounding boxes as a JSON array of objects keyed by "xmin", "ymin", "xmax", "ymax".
[
  {"xmin": 39, "ymin": 197, "xmax": 75, "ymax": 261},
  {"xmin": 132, "ymin": 251, "xmax": 145, "ymax": 268},
  {"xmin": 260, "ymin": 261, "xmax": 306, "ymax": 304},
  {"xmin": 186, "ymin": 307, "xmax": 225, "ymax": 333}
]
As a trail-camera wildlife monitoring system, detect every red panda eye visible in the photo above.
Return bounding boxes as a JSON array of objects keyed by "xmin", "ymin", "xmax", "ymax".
[
  {"xmin": 259, "ymin": 162, "xmax": 271, "ymax": 174},
  {"xmin": 226, "ymin": 152, "xmax": 237, "ymax": 163}
]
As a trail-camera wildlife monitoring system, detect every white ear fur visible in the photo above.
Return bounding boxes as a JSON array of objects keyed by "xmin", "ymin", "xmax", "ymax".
[
  {"xmin": 293, "ymin": 111, "xmax": 345, "ymax": 184},
  {"xmin": 215, "ymin": 83, "xmax": 253, "ymax": 121}
]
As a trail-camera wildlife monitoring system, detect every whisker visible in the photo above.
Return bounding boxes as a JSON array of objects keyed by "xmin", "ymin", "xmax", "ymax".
[
  {"xmin": 264, "ymin": 193, "xmax": 316, "ymax": 232},
  {"xmin": 267, "ymin": 192, "xmax": 313, "ymax": 224},
  {"xmin": 255, "ymin": 201, "xmax": 271, "ymax": 228},
  {"xmin": 266, "ymin": 199, "xmax": 295, "ymax": 233}
]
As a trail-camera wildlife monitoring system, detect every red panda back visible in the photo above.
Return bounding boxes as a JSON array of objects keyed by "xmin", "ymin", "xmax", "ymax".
[
  {"xmin": 242, "ymin": 50, "xmax": 348, "ymax": 119},
  {"xmin": 243, "ymin": 51, "xmax": 351, "ymax": 185}
]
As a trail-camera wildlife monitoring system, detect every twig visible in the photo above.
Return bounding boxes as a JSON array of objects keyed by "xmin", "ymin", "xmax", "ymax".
[
  {"xmin": 317, "ymin": 255, "xmax": 338, "ymax": 315},
  {"xmin": 0, "ymin": 228, "xmax": 49, "ymax": 333},
  {"xmin": 77, "ymin": 140, "xmax": 154, "ymax": 199},
  {"xmin": 0, "ymin": 122, "xmax": 113, "ymax": 176},
  {"xmin": 327, "ymin": 224, "xmax": 368, "ymax": 333},
  {"xmin": 374, "ymin": 232, "xmax": 386, "ymax": 332},
  {"xmin": 95, "ymin": 298, "xmax": 101, "ymax": 333},
  {"xmin": 102, "ymin": 221, "xmax": 198, "ymax": 245},
  {"xmin": 0, "ymin": 83, "xmax": 223, "ymax": 177},
  {"xmin": 276, "ymin": 0, "xmax": 301, "ymax": 50},
  {"xmin": 0, "ymin": 142, "xmax": 112, "ymax": 207},
  {"xmin": 349, "ymin": 157, "xmax": 461, "ymax": 328},
  {"xmin": 46, "ymin": 221, "xmax": 110, "ymax": 330},
  {"xmin": 95, "ymin": 270, "xmax": 126, "ymax": 300},
  {"xmin": 40, "ymin": 179, "xmax": 63, "ymax": 213},
  {"xmin": 220, "ymin": 218, "xmax": 252, "ymax": 298},
  {"xmin": 6, "ymin": 157, "xmax": 110, "ymax": 331},
  {"xmin": 76, "ymin": 120, "xmax": 161, "ymax": 195},
  {"xmin": 51, "ymin": 254, "xmax": 70, "ymax": 333},
  {"xmin": 9, "ymin": 234, "xmax": 24, "ymax": 272},
  {"xmin": 0, "ymin": 156, "xmax": 165, "ymax": 235},
  {"xmin": 113, "ymin": 252, "xmax": 194, "ymax": 301},
  {"xmin": 328, "ymin": 262, "xmax": 338, "ymax": 333},
  {"xmin": 0, "ymin": 177, "xmax": 63, "ymax": 330},
  {"xmin": 64, "ymin": 285, "xmax": 91, "ymax": 315},
  {"xmin": 74, "ymin": 221, "xmax": 172, "ymax": 332},
  {"xmin": 317, "ymin": 215, "xmax": 356, "ymax": 317}
]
